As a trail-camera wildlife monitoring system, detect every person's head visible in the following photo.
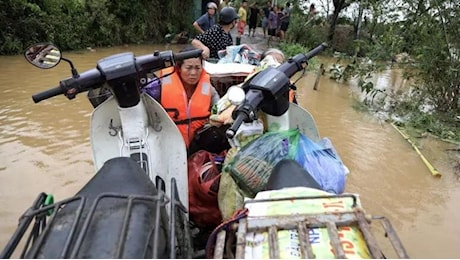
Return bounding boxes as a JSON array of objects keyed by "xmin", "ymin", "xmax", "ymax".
[
  {"xmin": 175, "ymin": 46, "xmax": 204, "ymax": 87},
  {"xmin": 207, "ymin": 2, "xmax": 217, "ymax": 15},
  {"xmin": 219, "ymin": 7, "xmax": 239, "ymax": 26},
  {"xmin": 262, "ymin": 48, "xmax": 285, "ymax": 63},
  {"xmin": 272, "ymin": 5, "xmax": 278, "ymax": 12},
  {"xmin": 241, "ymin": 0, "xmax": 248, "ymax": 7},
  {"xmin": 266, "ymin": 1, "xmax": 271, "ymax": 6},
  {"xmin": 286, "ymin": 2, "xmax": 291, "ymax": 7}
]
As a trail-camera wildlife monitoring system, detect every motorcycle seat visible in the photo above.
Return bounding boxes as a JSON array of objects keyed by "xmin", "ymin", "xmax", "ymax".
[
  {"xmin": 76, "ymin": 157, "xmax": 157, "ymax": 199},
  {"xmin": 264, "ymin": 159, "xmax": 321, "ymax": 191}
]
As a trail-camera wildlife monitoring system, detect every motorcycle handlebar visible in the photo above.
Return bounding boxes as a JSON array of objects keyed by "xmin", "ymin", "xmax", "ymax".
[
  {"xmin": 173, "ymin": 49, "xmax": 203, "ymax": 62},
  {"xmin": 278, "ymin": 42, "xmax": 328, "ymax": 79},
  {"xmin": 226, "ymin": 112, "xmax": 249, "ymax": 139},
  {"xmin": 305, "ymin": 42, "xmax": 328, "ymax": 60},
  {"xmin": 32, "ymin": 86, "xmax": 63, "ymax": 103},
  {"xmin": 227, "ymin": 43, "xmax": 328, "ymax": 138},
  {"xmin": 31, "ymin": 49, "xmax": 203, "ymax": 103}
]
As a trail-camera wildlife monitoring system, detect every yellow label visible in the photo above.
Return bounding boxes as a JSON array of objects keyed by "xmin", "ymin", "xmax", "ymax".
[{"xmin": 244, "ymin": 187, "xmax": 371, "ymax": 259}]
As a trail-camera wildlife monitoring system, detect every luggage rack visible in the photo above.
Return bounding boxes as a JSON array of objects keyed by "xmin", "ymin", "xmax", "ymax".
[
  {"xmin": 213, "ymin": 194, "xmax": 409, "ymax": 259},
  {"xmin": 0, "ymin": 178, "xmax": 191, "ymax": 259}
]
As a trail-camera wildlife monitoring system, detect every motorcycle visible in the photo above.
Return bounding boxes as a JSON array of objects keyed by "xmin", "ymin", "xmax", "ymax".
[
  {"xmin": 2, "ymin": 42, "xmax": 200, "ymax": 259},
  {"xmin": 0, "ymin": 42, "xmax": 408, "ymax": 259}
]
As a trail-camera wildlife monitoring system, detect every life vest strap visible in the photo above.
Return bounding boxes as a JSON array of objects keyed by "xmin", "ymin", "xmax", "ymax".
[
  {"xmin": 164, "ymin": 108, "xmax": 180, "ymax": 119},
  {"xmin": 175, "ymin": 116, "xmax": 209, "ymax": 125}
]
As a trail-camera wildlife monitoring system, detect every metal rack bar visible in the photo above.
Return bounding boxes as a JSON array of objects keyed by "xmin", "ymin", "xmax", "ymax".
[
  {"xmin": 235, "ymin": 218, "xmax": 247, "ymax": 259},
  {"xmin": 374, "ymin": 216, "xmax": 410, "ymax": 258},
  {"xmin": 212, "ymin": 193, "xmax": 409, "ymax": 259},
  {"xmin": 70, "ymin": 193, "xmax": 166, "ymax": 258},
  {"xmin": 2, "ymin": 179, "xmax": 190, "ymax": 259},
  {"xmin": 27, "ymin": 197, "xmax": 85, "ymax": 258},
  {"xmin": 326, "ymin": 222, "xmax": 346, "ymax": 258},
  {"xmin": 246, "ymin": 211, "xmax": 362, "ymax": 230},
  {"xmin": 244, "ymin": 194, "xmax": 358, "ymax": 207},
  {"xmin": 355, "ymin": 210, "xmax": 384, "ymax": 258},
  {"xmin": 297, "ymin": 222, "xmax": 315, "ymax": 258},
  {"xmin": 115, "ymin": 198, "xmax": 134, "ymax": 258},
  {"xmin": 214, "ymin": 231, "xmax": 227, "ymax": 259},
  {"xmin": 268, "ymin": 226, "xmax": 279, "ymax": 259}
]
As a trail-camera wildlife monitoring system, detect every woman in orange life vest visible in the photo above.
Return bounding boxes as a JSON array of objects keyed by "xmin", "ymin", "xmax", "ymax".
[{"xmin": 145, "ymin": 46, "xmax": 220, "ymax": 149}]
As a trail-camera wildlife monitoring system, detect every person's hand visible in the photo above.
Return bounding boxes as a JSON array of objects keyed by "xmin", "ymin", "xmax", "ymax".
[
  {"xmin": 202, "ymin": 47, "xmax": 210, "ymax": 60},
  {"xmin": 208, "ymin": 118, "xmax": 223, "ymax": 127}
]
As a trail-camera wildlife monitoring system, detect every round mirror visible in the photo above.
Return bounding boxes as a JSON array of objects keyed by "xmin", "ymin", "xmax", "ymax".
[
  {"xmin": 24, "ymin": 43, "xmax": 62, "ymax": 69},
  {"xmin": 227, "ymin": 86, "xmax": 245, "ymax": 105}
]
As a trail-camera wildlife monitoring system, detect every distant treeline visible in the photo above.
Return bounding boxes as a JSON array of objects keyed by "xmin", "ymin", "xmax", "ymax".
[{"xmin": 0, "ymin": 0, "xmax": 194, "ymax": 55}]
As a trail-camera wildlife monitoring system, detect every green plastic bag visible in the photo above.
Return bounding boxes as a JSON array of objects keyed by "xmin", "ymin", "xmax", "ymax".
[{"xmin": 226, "ymin": 129, "xmax": 300, "ymax": 198}]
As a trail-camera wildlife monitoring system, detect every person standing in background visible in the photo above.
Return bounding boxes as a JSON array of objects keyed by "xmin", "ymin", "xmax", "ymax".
[
  {"xmin": 248, "ymin": 2, "xmax": 259, "ymax": 37},
  {"xmin": 193, "ymin": 2, "xmax": 218, "ymax": 34},
  {"xmin": 277, "ymin": 6, "xmax": 284, "ymax": 37},
  {"xmin": 261, "ymin": 1, "xmax": 271, "ymax": 38},
  {"xmin": 279, "ymin": 2, "xmax": 291, "ymax": 40},
  {"xmin": 217, "ymin": 0, "xmax": 229, "ymax": 20},
  {"xmin": 192, "ymin": 7, "xmax": 239, "ymax": 60},
  {"xmin": 268, "ymin": 5, "xmax": 279, "ymax": 44},
  {"xmin": 236, "ymin": 0, "xmax": 248, "ymax": 45},
  {"xmin": 219, "ymin": 0, "xmax": 229, "ymax": 10}
]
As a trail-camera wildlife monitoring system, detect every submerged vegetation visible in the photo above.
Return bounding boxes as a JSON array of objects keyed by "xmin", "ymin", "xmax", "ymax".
[{"xmin": 283, "ymin": 0, "xmax": 459, "ymax": 143}]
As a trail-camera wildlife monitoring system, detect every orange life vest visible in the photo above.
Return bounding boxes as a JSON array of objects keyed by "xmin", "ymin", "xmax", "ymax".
[{"xmin": 160, "ymin": 67, "xmax": 212, "ymax": 148}]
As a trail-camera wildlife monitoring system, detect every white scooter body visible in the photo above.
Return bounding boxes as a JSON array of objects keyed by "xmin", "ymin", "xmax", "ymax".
[
  {"xmin": 90, "ymin": 93, "xmax": 188, "ymax": 212},
  {"xmin": 265, "ymin": 102, "xmax": 320, "ymax": 142}
]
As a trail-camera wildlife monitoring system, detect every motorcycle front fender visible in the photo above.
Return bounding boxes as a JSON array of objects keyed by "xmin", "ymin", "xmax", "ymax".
[{"xmin": 89, "ymin": 93, "xmax": 189, "ymax": 212}]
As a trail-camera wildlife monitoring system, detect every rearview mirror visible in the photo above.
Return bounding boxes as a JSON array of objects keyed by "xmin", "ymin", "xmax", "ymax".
[{"xmin": 24, "ymin": 43, "xmax": 62, "ymax": 69}]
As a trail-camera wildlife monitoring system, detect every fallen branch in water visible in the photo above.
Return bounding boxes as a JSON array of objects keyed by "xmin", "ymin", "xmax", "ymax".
[{"xmin": 390, "ymin": 123, "xmax": 442, "ymax": 177}]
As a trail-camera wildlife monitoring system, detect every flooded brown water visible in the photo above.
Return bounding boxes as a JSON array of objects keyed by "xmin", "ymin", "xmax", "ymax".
[{"xmin": 0, "ymin": 44, "xmax": 459, "ymax": 258}]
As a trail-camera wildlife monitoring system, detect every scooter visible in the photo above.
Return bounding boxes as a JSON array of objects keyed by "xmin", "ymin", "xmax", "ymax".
[
  {"xmin": 2, "ymin": 43, "xmax": 200, "ymax": 259},
  {"xmin": 1, "ymin": 43, "xmax": 408, "ymax": 259}
]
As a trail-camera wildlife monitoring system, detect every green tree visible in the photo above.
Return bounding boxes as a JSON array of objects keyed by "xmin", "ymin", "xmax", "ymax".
[
  {"xmin": 328, "ymin": 0, "xmax": 351, "ymax": 41},
  {"xmin": 0, "ymin": 0, "xmax": 48, "ymax": 54},
  {"xmin": 325, "ymin": 0, "xmax": 459, "ymax": 140},
  {"xmin": 0, "ymin": 0, "xmax": 195, "ymax": 54}
]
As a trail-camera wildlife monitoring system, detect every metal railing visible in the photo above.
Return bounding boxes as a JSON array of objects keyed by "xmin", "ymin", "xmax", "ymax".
[
  {"xmin": 0, "ymin": 178, "xmax": 190, "ymax": 259},
  {"xmin": 213, "ymin": 194, "xmax": 409, "ymax": 259}
]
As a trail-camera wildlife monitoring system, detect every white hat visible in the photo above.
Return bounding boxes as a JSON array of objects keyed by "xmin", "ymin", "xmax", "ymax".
[{"xmin": 207, "ymin": 2, "xmax": 218, "ymax": 9}]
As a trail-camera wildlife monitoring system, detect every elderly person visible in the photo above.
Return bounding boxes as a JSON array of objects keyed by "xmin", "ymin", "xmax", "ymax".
[
  {"xmin": 193, "ymin": 2, "xmax": 218, "ymax": 34},
  {"xmin": 209, "ymin": 48, "xmax": 296, "ymax": 127}
]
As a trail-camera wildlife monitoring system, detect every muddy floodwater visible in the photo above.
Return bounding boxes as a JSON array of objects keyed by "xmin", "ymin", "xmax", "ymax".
[{"xmin": 0, "ymin": 44, "xmax": 459, "ymax": 258}]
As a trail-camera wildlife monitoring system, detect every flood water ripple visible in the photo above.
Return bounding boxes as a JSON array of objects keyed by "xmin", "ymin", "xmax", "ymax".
[{"xmin": 0, "ymin": 45, "xmax": 459, "ymax": 258}]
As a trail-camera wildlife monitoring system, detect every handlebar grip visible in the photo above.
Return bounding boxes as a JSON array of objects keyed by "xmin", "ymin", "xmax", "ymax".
[
  {"xmin": 226, "ymin": 112, "xmax": 248, "ymax": 139},
  {"xmin": 32, "ymin": 86, "xmax": 63, "ymax": 103},
  {"xmin": 173, "ymin": 49, "xmax": 203, "ymax": 62},
  {"xmin": 305, "ymin": 42, "xmax": 328, "ymax": 60}
]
